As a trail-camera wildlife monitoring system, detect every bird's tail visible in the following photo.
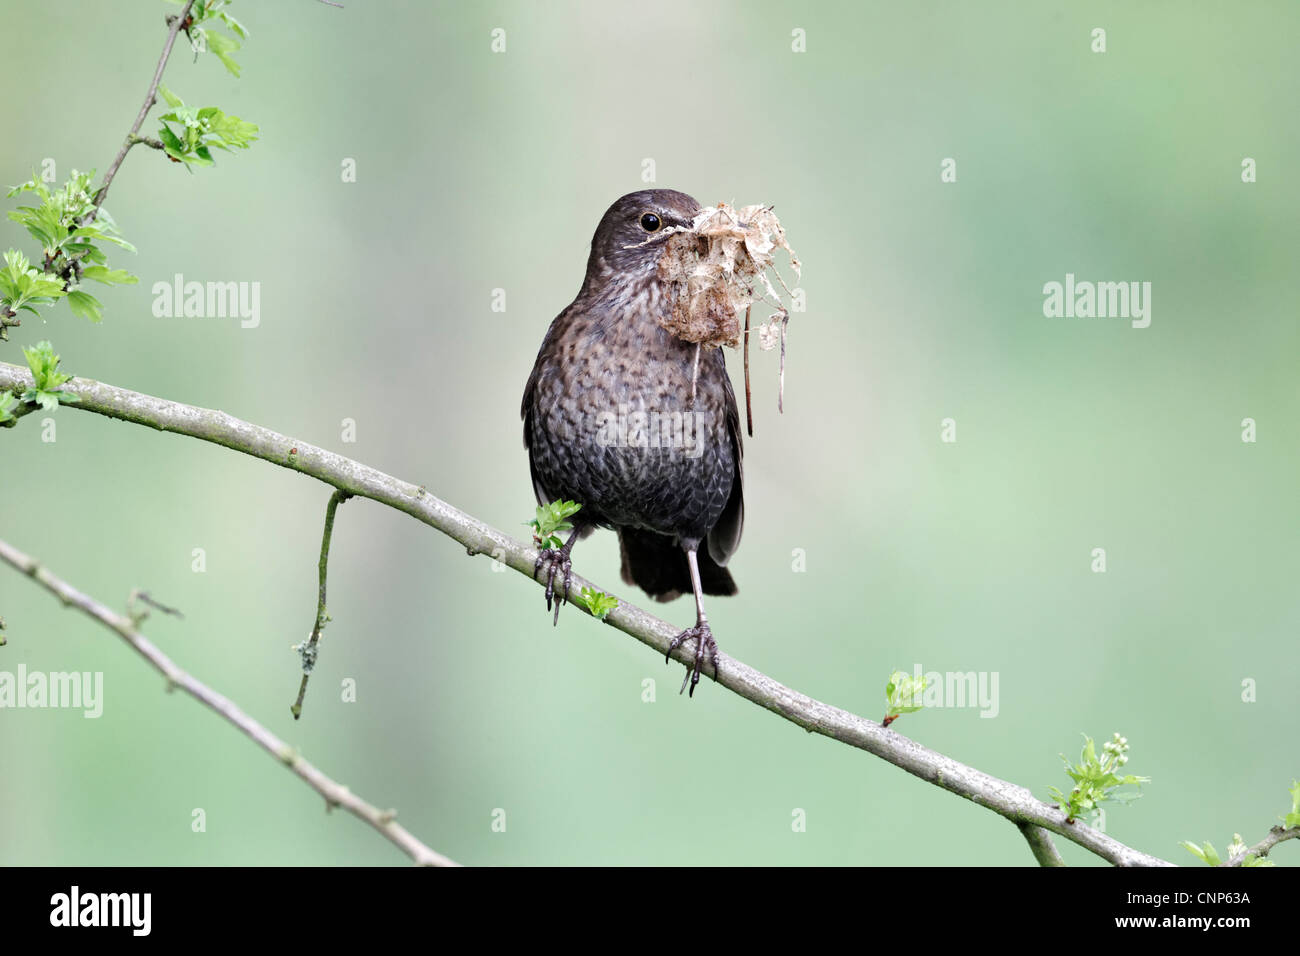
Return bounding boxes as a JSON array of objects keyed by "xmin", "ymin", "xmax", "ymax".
[{"xmin": 618, "ymin": 528, "xmax": 737, "ymax": 603}]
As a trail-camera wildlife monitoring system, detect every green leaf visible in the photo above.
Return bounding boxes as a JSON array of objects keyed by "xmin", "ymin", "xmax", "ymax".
[
  {"xmin": 22, "ymin": 388, "xmax": 57, "ymax": 411},
  {"xmin": 9, "ymin": 206, "xmax": 59, "ymax": 250},
  {"xmin": 80, "ymin": 265, "xmax": 138, "ymax": 286},
  {"xmin": 23, "ymin": 340, "xmax": 70, "ymax": 390},
  {"xmin": 530, "ymin": 500, "xmax": 582, "ymax": 543},
  {"xmin": 204, "ymin": 111, "xmax": 259, "ymax": 150},
  {"xmin": 158, "ymin": 82, "xmax": 184, "ymax": 108},
  {"xmin": 7, "ymin": 173, "xmax": 52, "ymax": 200},
  {"xmin": 17, "ymin": 342, "xmax": 79, "ymax": 411},
  {"xmin": 1, "ymin": 170, "xmax": 133, "ymax": 320},
  {"xmin": 94, "ymin": 233, "xmax": 137, "ymax": 253},
  {"xmin": 158, "ymin": 125, "xmax": 187, "ymax": 156},
  {"xmin": 155, "ymin": 97, "xmax": 258, "ymax": 167},
  {"xmin": 67, "ymin": 226, "xmax": 137, "ymax": 254},
  {"xmin": 0, "ymin": 392, "xmax": 16, "ymax": 424},
  {"xmin": 884, "ymin": 669, "xmax": 927, "ymax": 720},
  {"xmin": 1284, "ymin": 781, "xmax": 1300, "ymax": 828},
  {"xmin": 205, "ymin": 31, "xmax": 243, "ymax": 77},
  {"xmin": 0, "ymin": 249, "xmax": 65, "ymax": 312},
  {"xmin": 578, "ymin": 588, "xmax": 619, "ymax": 621},
  {"xmin": 217, "ymin": 10, "xmax": 249, "ymax": 39},
  {"xmin": 1225, "ymin": 832, "xmax": 1254, "ymax": 863},
  {"xmin": 1047, "ymin": 731, "xmax": 1146, "ymax": 823},
  {"xmin": 65, "ymin": 290, "xmax": 103, "ymax": 323}
]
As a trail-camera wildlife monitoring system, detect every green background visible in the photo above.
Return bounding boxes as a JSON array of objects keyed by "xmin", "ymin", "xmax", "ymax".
[{"xmin": 1, "ymin": 0, "xmax": 1296, "ymax": 866}]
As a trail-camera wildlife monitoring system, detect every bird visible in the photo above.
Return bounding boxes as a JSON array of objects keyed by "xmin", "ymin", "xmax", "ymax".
[{"xmin": 521, "ymin": 188, "xmax": 744, "ymax": 696}]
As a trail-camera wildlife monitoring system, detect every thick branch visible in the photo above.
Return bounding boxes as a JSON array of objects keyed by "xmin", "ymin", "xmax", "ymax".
[
  {"xmin": 0, "ymin": 536, "xmax": 458, "ymax": 867},
  {"xmin": 0, "ymin": 361, "xmax": 1175, "ymax": 866}
]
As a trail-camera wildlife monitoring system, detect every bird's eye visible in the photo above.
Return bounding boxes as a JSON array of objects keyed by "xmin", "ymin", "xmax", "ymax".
[{"xmin": 640, "ymin": 212, "xmax": 662, "ymax": 232}]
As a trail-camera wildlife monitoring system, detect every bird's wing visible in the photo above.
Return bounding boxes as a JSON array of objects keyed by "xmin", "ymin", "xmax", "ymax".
[
  {"xmin": 521, "ymin": 303, "xmax": 577, "ymax": 507},
  {"xmin": 706, "ymin": 354, "xmax": 744, "ymax": 566}
]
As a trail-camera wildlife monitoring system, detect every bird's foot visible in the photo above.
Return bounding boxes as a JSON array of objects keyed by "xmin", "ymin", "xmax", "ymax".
[
  {"xmin": 665, "ymin": 621, "xmax": 719, "ymax": 697},
  {"xmin": 533, "ymin": 546, "xmax": 573, "ymax": 626}
]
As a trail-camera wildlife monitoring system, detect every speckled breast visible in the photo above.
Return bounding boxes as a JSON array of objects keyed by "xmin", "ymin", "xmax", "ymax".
[{"xmin": 527, "ymin": 315, "xmax": 737, "ymax": 543}]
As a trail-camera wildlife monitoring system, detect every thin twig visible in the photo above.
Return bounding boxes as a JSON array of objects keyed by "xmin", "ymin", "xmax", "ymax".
[
  {"xmin": 1018, "ymin": 823, "xmax": 1067, "ymax": 866},
  {"xmin": 128, "ymin": 134, "xmax": 167, "ymax": 152},
  {"xmin": 688, "ymin": 343, "xmax": 700, "ymax": 409},
  {"xmin": 88, "ymin": 0, "xmax": 197, "ymax": 223},
  {"xmin": 742, "ymin": 304, "xmax": 753, "ymax": 437},
  {"xmin": 778, "ymin": 310, "xmax": 788, "ymax": 413},
  {"xmin": 128, "ymin": 588, "xmax": 185, "ymax": 622},
  {"xmin": 291, "ymin": 489, "xmax": 351, "ymax": 719},
  {"xmin": 0, "ymin": 361, "xmax": 1177, "ymax": 866},
  {"xmin": 0, "ymin": 536, "xmax": 458, "ymax": 867}
]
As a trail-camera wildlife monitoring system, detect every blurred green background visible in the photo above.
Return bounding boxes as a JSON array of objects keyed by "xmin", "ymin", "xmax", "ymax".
[{"xmin": 2, "ymin": 0, "xmax": 1296, "ymax": 866}]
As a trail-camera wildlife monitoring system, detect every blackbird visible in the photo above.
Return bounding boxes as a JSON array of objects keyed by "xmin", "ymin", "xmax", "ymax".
[{"xmin": 521, "ymin": 189, "xmax": 744, "ymax": 696}]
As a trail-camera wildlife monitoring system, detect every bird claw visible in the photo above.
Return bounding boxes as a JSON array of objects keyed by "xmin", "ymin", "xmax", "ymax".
[
  {"xmin": 534, "ymin": 547, "xmax": 573, "ymax": 626},
  {"xmin": 665, "ymin": 622, "xmax": 719, "ymax": 697}
]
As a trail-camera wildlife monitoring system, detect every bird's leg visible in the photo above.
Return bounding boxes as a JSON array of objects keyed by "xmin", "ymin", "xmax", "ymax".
[
  {"xmin": 664, "ymin": 546, "xmax": 720, "ymax": 697},
  {"xmin": 534, "ymin": 526, "xmax": 582, "ymax": 626}
]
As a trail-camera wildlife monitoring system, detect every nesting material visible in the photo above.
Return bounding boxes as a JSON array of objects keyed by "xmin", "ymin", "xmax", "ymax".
[
  {"xmin": 632, "ymin": 202, "xmax": 800, "ymax": 427},
  {"xmin": 651, "ymin": 203, "xmax": 800, "ymax": 349}
]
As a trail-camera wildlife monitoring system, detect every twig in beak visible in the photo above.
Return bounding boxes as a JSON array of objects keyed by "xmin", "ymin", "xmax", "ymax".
[
  {"xmin": 743, "ymin": 305, "xmax": 754, "ymax": 436},
  {"xmin": 778, "ymin": 310, "xmax": 789, "ymax": 414},
  {"xmin": 689, "ymin": 342, "xmax": 701, "ymax": 409}
]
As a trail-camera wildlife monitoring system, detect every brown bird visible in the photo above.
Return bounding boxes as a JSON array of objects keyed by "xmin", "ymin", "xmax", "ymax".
[{"xmin": 521, "ymin": 189, "xmax": 744, "ymax": 695}]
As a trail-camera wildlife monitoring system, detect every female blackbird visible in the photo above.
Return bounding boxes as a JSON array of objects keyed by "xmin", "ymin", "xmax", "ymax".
[{"xmin": 521, "ymin": 189, "xmax": 744, "ymax": 695}]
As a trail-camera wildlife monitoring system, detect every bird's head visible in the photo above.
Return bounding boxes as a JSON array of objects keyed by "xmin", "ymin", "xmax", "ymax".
[{"xmin": 582, "ymin": 189, "xmax": 701, "ymax": 292}]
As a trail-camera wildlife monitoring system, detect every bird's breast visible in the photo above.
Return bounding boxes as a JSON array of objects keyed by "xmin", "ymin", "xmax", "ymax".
[{"xmin": 527, "ymin": 283, "xmax": 737, "ymax": 537}]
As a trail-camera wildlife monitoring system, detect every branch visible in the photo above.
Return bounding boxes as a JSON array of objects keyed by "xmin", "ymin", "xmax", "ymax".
[
  {"xmin": 0, "ymin": 310, "xmax": 19, "ymax": 342},
  {"xmin": 291, "ymin": 489, "xmax": 351, "ymax": 719},
  {"xmin": 0, "ymin": 361, "xmax": 1177, "ymax": 866},
  {"xmin": 128, "ymin": 134, "xmax": 167, "ymax": 153},
  {"xmin": 1221, "ymin": 825, "xmax": 1300, "ymax": 867},
  {"xmin": 89, "ymin": 0, "xmax": 197, "ymax": 221},
  {"xmin": 0, "ymin": 535, "xmax": 458, "ymax": 867},
  {"xmin": 1018, "ymin": 823, "xmax": 1066, "ymax": 867},
  {"xmin": 0, "ymin": 392, "xmax": 41, "ymax": 427}
]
